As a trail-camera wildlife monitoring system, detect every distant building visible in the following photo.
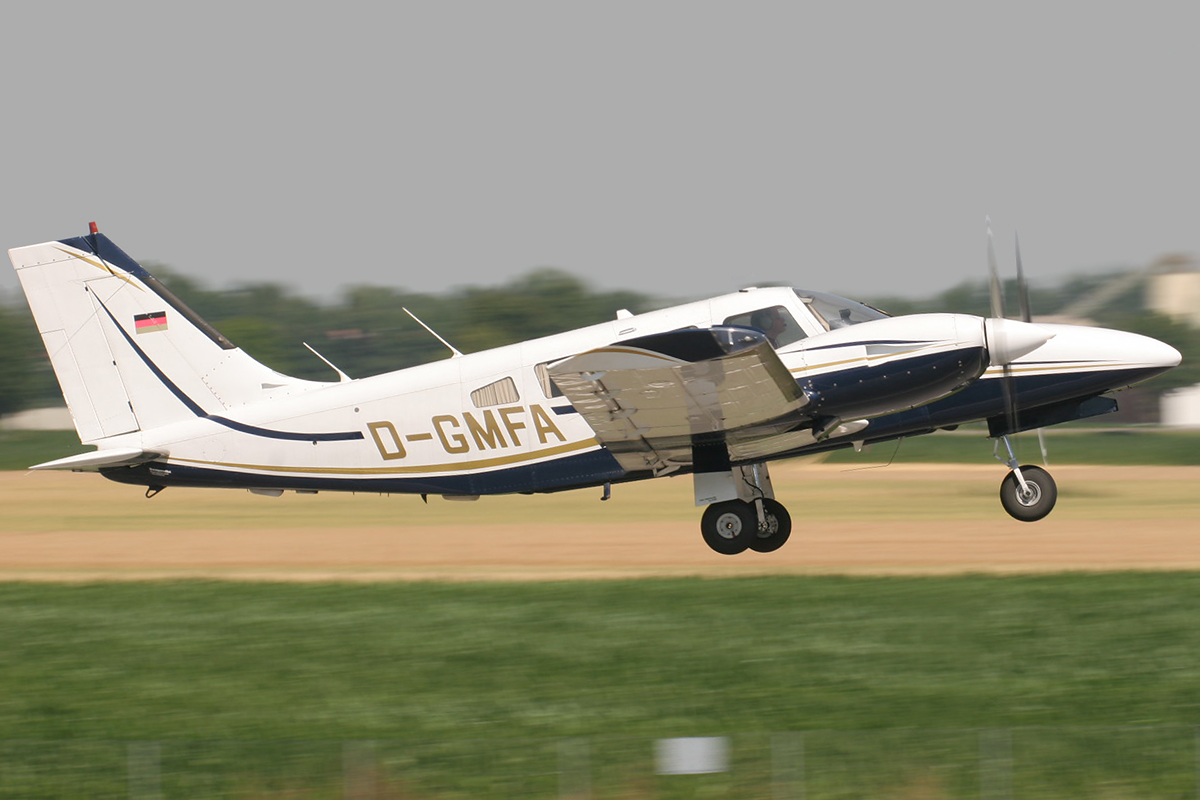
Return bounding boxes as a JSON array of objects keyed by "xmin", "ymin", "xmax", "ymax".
[
  {"xmin": 1145, "ymin": 261, "xmax": 1200, "ymax": 426},
  {"xmin": 1163, "ymin": 385, "xmax": 1200, "ymax": 428},
  {"xmin": 1146, "ymin": 259, "xmax": 1200, "ymax": 328}
]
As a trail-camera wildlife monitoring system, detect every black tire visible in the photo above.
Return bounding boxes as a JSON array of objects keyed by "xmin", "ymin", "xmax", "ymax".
[
  {"xmin": 999, "ymin": 465, "xmax": 1057, "ymax": 522},
  {"xmin": 700, "ymin": 500, "xmax": 758, "ymax": 555},
  {"xmin": 748, "ymin": 499, "xmax": 792, "ymax": 553}
]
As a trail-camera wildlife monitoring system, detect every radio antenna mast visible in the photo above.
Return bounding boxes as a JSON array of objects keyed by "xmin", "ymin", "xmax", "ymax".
[{"xmin": 403, "ymin": 308, "xmax": 463, "ymax": 358}]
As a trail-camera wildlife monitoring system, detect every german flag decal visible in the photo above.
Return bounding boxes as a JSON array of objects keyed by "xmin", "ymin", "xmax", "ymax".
[{"xmin": 134, "ymin": 311, "xmax": 168, "ymax": 334}]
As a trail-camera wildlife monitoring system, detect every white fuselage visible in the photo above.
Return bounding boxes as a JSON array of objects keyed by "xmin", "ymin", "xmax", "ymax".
[{"xmin": 50, "ymin": 283, "xmax": 1181, "ymax": 495}]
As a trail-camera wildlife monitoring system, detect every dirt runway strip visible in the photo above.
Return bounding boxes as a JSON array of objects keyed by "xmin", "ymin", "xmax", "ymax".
[{"xmin": 1, "ymin": 465, "xmax": 1198, "ymax": 580}]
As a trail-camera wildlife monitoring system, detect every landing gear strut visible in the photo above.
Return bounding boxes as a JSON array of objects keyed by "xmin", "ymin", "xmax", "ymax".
[{"xmin": 700, "ymin": 498, "xmax": 793, "ymax": 555}]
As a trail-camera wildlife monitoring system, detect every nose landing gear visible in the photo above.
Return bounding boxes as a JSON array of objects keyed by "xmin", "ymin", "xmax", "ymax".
[
  {"xmin": 999, "ymin": 464, "xmax": 1057, "ymax": 522},
  {"xmin": 995, "ymin": 434, "xmax": 1057, "ymax": 522}
]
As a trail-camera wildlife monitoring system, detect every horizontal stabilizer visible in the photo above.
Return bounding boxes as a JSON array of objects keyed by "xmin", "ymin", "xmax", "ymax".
[{"xmin": 30, "ymin": 448, "xmax": 165, "ymax": 472}]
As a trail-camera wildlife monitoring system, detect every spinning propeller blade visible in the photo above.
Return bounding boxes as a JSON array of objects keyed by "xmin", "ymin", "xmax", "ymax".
[
  {"xmin": 1015, "ymin": 232, "xmax": 1031, "ymax": 324},
  {"xmin": 1016, "ymin": 233, "xmax": 1050, "ymax": 465},
  {"xmin": 987, "ymin": 224, "xmax": 1050, "ymax": 466},
  {"xmin": 987, "ymin": 218, "xmax": 1005, "ymax": 320},
  {"xmin": 987, "ymin": 223, "xmax": 1020, "ymax": 440}
]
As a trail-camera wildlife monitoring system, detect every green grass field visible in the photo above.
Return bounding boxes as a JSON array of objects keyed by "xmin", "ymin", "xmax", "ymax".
[
  {"xmin": 4, "ymin": 576, "xmax": 1200, "ymax": 796},
  {"xmin": 9, "ymin": 576, "xmax": 1200, "ymax": 739}
]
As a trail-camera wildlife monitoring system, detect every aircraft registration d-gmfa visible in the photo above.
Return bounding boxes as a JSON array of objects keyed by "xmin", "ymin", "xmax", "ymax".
[{"xmin": 8, "ymin": 224, "xmax": 1182, "ymax": 554}]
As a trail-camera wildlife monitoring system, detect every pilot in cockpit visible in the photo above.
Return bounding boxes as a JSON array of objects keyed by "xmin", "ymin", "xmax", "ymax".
[{"xmin": 751, "ymin": 307, "xmax": 789, "ymax": 347}]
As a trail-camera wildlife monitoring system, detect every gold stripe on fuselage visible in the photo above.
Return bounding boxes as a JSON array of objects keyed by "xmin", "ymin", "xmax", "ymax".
[
  {"xmin": 980, "ymin": 362, "xmax": 1136, "ymax": 378},
  {"xmin": 168, "ymin": 437, "xmax": 601, "ymax": 477}
]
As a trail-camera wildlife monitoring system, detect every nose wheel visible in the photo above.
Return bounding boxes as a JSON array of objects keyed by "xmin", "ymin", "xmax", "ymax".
[
  {"xmin": 700, "ymin": 499, "xmax": 793, "ymax": 555},
  {"xmin": 999, "ymin": 464, "xmax": 1057, "ymax": 522}
]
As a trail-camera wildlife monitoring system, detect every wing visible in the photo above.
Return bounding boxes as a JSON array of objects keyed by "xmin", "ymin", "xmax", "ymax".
[{"xmin": 548, "ymin": 327, "xmax": 813, "ymax": 473}]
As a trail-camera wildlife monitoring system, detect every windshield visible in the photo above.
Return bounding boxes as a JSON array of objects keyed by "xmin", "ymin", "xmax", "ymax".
[{"xmin": 795, "ymin": 290, "xmax": 890, "ymax": 330}]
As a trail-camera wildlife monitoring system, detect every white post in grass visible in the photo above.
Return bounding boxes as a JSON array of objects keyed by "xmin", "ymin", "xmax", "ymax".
[{"xmin": 655, "ymin": 736, "xmax": 729, "ymax": 775}]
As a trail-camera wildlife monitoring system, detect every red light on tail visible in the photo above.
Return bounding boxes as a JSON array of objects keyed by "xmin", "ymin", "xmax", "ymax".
[{"xmin": 89, "ymin": 221, "xmax": 98, "ymax": 234}]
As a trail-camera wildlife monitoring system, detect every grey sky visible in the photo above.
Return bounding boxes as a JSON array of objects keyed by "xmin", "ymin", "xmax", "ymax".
[{"xmin": 3, "ymin": 2, "xmax": 1198, "ymax": 307}]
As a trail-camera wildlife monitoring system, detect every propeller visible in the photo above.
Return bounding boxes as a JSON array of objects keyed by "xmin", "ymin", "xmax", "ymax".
[
  {"xmin": 986, "ymin": 222, "xmax": 1020, "ymax": 443},
  {"xmin": 986, "ymin": 221, "xmax": 1049, "ymax": 466}
]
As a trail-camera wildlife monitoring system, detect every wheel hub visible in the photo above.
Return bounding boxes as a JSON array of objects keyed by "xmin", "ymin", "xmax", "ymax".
[
  {"xmin": 1016, "ymin": 481, "xmax": 1042, "ymax": 506},
  {"xmin": 714, "ymin": 512, "xmax": 744, "ymax": 539}
]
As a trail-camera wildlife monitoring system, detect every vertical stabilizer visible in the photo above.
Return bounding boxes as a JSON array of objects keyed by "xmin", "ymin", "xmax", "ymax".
[{"xmin": 9, "ymin": 226, "xmax": 330, "ymax": 444}]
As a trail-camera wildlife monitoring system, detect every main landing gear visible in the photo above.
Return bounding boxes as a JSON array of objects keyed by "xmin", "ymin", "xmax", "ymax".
[
  {"xmin": 700, "ymin": 498, "xmax": 792, "ymax": 555},
  {"xmin": 995, "ymin": 435, "xmax": 1057, "ymax": 522},
  {"xmin": 694, "ymin": 461, "xmax": 793, "ymax": 555}
]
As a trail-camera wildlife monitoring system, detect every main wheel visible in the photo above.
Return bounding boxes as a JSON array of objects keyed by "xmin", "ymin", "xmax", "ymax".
[
  {"xmin": 999, "ymin": 465, "xmax": 1057, "ymax": 522},
  {"xmin": 748, "ymin": 499, "xmax": 792, "ymax": 553},
  {"xmin": 700, "ymin": 500, "xmax": 759, "ymax": 555}
]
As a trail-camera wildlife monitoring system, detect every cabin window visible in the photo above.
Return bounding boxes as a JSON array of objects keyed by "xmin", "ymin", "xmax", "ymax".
[
  {"xmin": 723, "ymin": 306, "xmax": 806, "ymax": 348},
  {"xmin": 471, "ymin": 377, "xmax": 520, "ymax": 408},
  {"xmin": 535, "ymin": 362, "xmax": 564, "ymax": 398}
]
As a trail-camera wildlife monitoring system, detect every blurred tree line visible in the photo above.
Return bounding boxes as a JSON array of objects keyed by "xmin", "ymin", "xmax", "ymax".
[{"xmin": 1, "ymin": 266, "xmax": 1197, "ymax": 417}]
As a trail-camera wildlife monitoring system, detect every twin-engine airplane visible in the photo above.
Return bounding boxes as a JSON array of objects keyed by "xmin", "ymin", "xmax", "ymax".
[{"xmin": 8, "ymin": 225, "xmax": 1181, "ymax": 554}]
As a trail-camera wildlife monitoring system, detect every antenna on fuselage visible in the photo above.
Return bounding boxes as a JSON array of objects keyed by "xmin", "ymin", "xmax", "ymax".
[
  {"xmin": 302, "ymin": 342, "xmax": 353, "ymax": 382},
  {"xmin": 403, "ymin": 307, "xmax": 463, "ymax": 358}
]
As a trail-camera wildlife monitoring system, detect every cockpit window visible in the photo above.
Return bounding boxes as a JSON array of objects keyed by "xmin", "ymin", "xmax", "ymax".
[
  {"xmin": 723, "ymin": 305, "xmax": 806, "ymax": 348},
  {"xmin": 796, "ymin": 290, "xmax": 890, "ymax": 331}
]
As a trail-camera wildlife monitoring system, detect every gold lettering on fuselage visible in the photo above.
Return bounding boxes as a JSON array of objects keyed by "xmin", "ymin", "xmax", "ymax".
[
  {"xmin": 366, "ymin": 421, "xmax": 407, "ymax": 460},
  {"xmin": 432, "ymin": 415, "xmax": 470, "ymax": 454},
  {"xmin": 367, "ymin": 404, "xmax": 570, "ymax": 461},
  {"xmin": 530, "ymin": 404, "xmax": 566, "ymax": 444},
  {"xmin": 464, "ymin": 409, "xmax": 507, "ymax": 450},
  {"xmin": 498, "ymin": 406, "xmax": 527, "ymax": 446}
]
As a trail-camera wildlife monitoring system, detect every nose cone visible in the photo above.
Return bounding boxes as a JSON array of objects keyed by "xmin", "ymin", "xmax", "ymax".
[
  {"xmin": 1012, "ymin": 322, "xmax": 1182, "ymax": 394},
  {"xmin": 1127, "ymin": 331, "xmax": 1182, "ymax": 370},
  {"xmin": 1066, "ymin": 325, "xmax": 1182, "ymax": 373},
  {"xmin": 984, "ymin": 318, "xmax": 1056, "ymax": 366}
]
